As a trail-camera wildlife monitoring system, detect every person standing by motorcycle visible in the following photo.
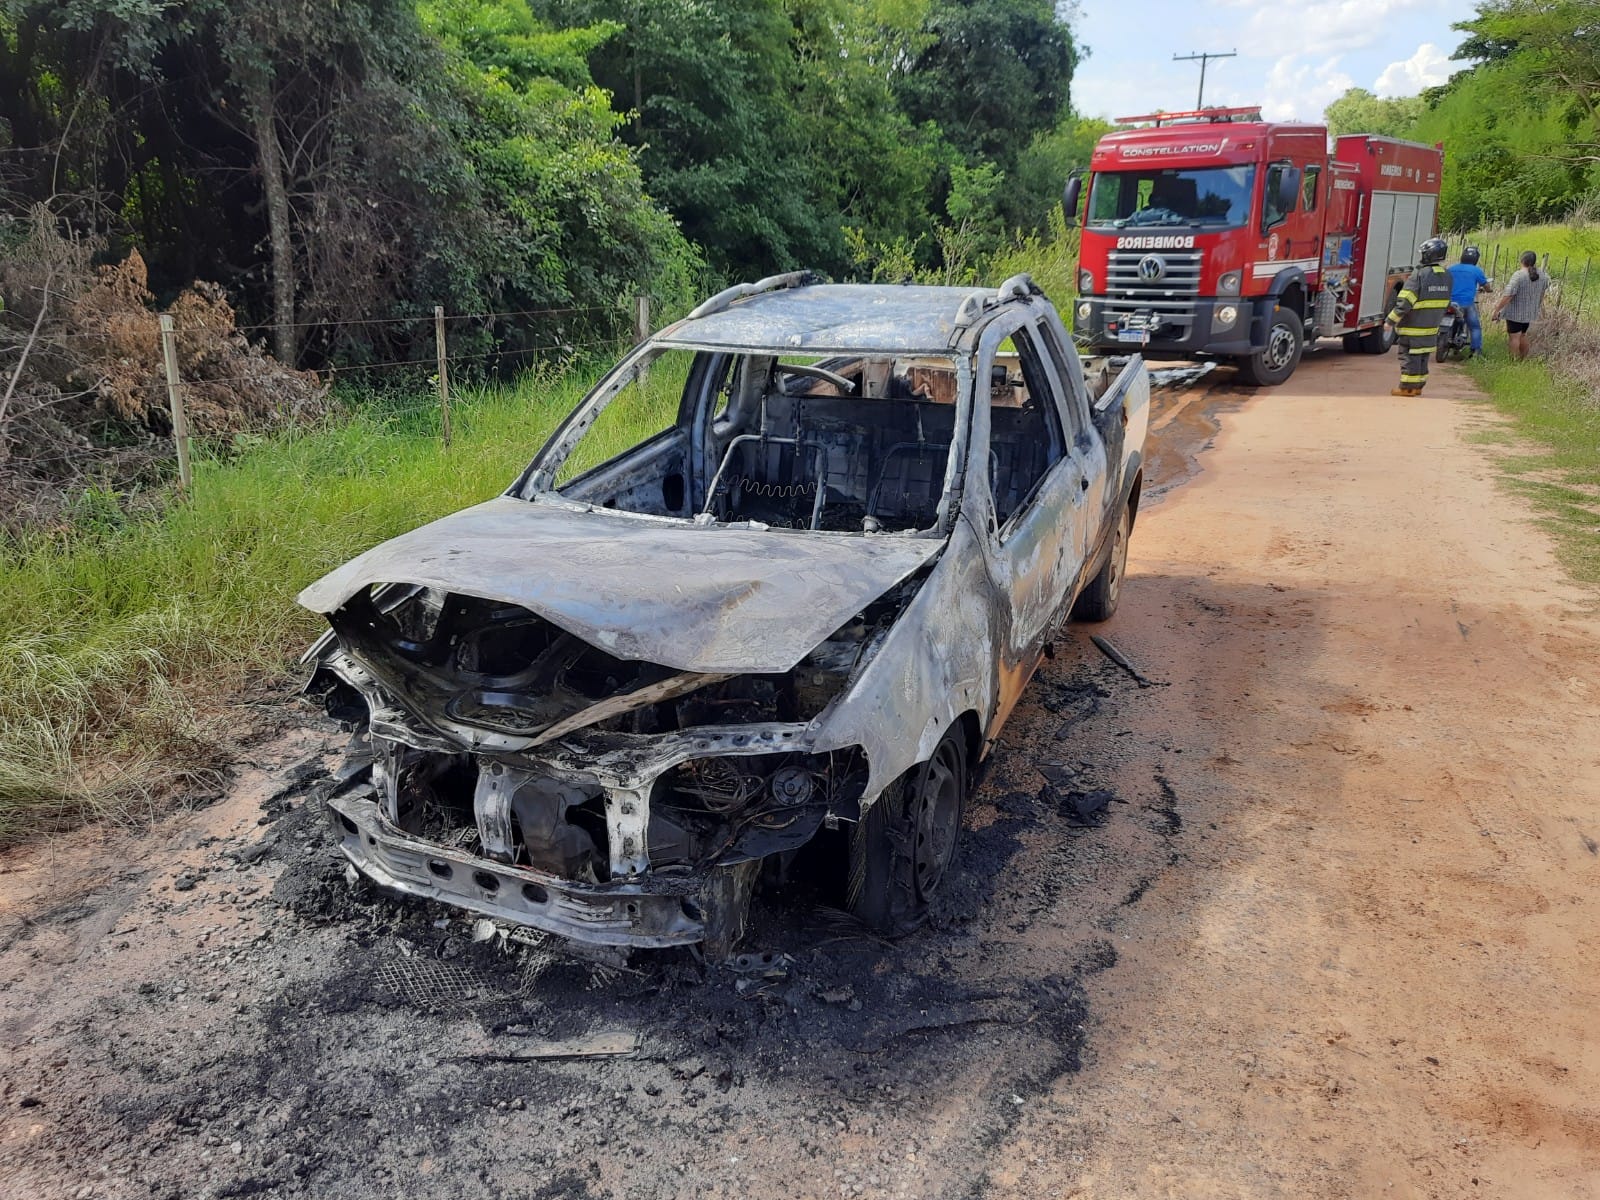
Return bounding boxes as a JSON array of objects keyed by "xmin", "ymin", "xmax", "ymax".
[
  {"xmin": 1385, "ymin": 237, "xmax": 1453, "ymax": 396},
  {"xmin": 1446, "ymin": 245, "xmax": 1490, "ymax": 357}
]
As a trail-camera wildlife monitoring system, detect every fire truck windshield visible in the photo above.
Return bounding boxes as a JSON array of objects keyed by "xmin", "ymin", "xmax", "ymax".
[{"xmin": 1088, "ymin": 166, "xmax": 1256, "ymax": 230}]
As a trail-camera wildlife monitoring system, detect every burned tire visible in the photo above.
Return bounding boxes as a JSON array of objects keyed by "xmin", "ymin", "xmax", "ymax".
[
  {"xmin": 1235, "ymin": 307, "xmax": 1303, "ymax": 386},
  {"xmin": 847, "ymin": 729, "xmax": 967, "ymax": 935},
  {"xmin": 1072, "ymin": 499, "xmax": 1131, "ymax": 622}
]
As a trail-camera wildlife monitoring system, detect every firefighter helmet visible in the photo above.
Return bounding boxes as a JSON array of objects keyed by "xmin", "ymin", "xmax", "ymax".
[
  {"xmin": 1461, "ymin": 245, "xmax": 1481, "ymax": 265},
  {"xmin": 1418, "ymin": 237, "xmax": 1448, "ymax": 266}
]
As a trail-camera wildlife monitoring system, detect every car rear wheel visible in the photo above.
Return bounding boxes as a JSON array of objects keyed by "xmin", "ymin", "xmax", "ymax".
[
  {"xmin": 847, "ymin": 729, "xmax": 967, "ymax": 935},
  {"xmin": 1235, "ymin": 307, "xmax": 1303, "ymax": 386},
  {"xmin": 1072, "ymin": 499, "xmax": 1131, "ymax": 622}
]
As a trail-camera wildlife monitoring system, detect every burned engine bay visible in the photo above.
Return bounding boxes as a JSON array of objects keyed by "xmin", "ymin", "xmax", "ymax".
[{"xmin": 308, "ymin": 573, "xmax": 920, "ymax": 951}]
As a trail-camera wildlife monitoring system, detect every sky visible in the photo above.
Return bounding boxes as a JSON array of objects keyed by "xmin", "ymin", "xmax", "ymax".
[{"xmin": 1069, "ymin": 0, "xmax": 1483, "ymax": 124}]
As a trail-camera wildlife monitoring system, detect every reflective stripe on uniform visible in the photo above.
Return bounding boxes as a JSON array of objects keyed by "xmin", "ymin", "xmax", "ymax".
[
  {"xmin": 1397, "ymin": 326, "xmax": 1438, "ymax": 338},
  {"xmin": 1412, "ymin": 298, "xmax": 1449, "ymax": 309},
  {"xmin": 1400, "ymin": 374, "xmax": 1428, "ymax": 383},
  {"xmin": 1397, "ymin": 289, "xmax": 1419, "ymax": 303}
]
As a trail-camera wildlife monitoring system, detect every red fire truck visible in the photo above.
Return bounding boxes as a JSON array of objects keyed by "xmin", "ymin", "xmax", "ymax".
[{"xmin": 1064, "ymin": 106, "xmax": 1444, "ymax": 385}]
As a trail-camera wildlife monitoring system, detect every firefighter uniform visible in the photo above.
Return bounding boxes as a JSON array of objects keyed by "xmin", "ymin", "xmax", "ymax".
[{"xmin": 1386, "ymin": 263, "xmax": 1452, "ymax": 394}]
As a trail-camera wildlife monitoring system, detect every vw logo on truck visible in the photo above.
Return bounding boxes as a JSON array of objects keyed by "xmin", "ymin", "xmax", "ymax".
[{"xmin": 1137, "ymin": 254, "xmax": 1167, "ymax": 282}]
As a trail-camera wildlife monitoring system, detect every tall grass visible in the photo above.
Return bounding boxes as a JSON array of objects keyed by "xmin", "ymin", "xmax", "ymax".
[
  {"xmin": 0, "ymin": 360, "xmax": 616, "ymax": 841},
  {"xmin": 1460, "ymin": 220, "xmax": 1600, "ymax": 589}
]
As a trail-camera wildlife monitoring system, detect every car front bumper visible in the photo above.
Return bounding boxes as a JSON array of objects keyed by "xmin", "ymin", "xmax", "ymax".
[
  {"xmin": 1073, "ymin": 295, "xmax": 1264, "ymax": 358},
  {"xmin": 327, "ymin": 792, "xmax": 755, "ymax": 949}
]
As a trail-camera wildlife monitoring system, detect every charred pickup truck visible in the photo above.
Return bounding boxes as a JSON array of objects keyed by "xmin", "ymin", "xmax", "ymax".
[{"xmin": 299, "ymin": 273, "xmax": 1149, "ymax": 955}]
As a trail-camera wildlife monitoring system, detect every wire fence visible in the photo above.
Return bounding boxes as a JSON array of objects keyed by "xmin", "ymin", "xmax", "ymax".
[
  {"xmin": 1474, "ymin": 244, "xmax": 1597, "ymax": 322},
  {"xmin": 5, "ymin": 298, "xmax": 652, "ymax": 497}
]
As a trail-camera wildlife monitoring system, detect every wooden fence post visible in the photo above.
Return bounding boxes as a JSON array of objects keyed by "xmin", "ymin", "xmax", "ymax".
[
  {"xmin": 632, "ymin": 294, "xmax": 652, "ymax": 393},
  {"xmin": 1489, "ymin": 244, "xmax": 1500, "ymax": 281},
  {"xmin": 634, "ymin": 294, "xmax": 651, "ymax": 344},
  {"xmin": 158, "ymin": 314, "xmax": 192, "ymax": 495},
  {"xmin": 434, "ymin": 304, "xmax": 451, "ymax": 449},
  {"xmin": 1576, "ymin": 258, "xmax": 1591, "ymax": 318},
  {"xmin": 1556, "ymin": 255, "xmax": 1570, "ymax": 309}
]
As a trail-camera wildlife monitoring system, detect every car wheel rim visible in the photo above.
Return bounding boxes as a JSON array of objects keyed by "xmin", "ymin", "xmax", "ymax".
[
  {"xmin": 912, "ymin": 742, "xmax": 962, "ymax": 901},
  {"xmin": 1264, "ymin": 325, "xmax": 1296, "ymax": 371},
  {"xmin": 1108, "ymin": 509, "xmax": 1129, "ymax": 605}
]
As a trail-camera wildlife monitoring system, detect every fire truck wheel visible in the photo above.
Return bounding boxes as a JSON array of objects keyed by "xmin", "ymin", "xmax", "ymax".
[
  {"xmin": 1342, "ymin": 332, "xmax": 1362, "ymax": 353},
  {"xmin": 1236, "ymin": 307, "xmax": 1303, "ymax": 387},
  {"xmin": 1357, "ymin": 320, "xmax": 1395, "ymax": 354}
]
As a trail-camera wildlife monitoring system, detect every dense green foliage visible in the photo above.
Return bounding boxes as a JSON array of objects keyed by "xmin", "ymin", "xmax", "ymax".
[
  {"xmin": 1323, "ymin": 0, "xmax": 1600, "ymax": 230},
  {"xmin": 1, "ymin": 0, "xmax": 1093, "ymax": 364},
  {"xmin": 0, "ymin": 0, "xmax": 694, "ymax": 361}
]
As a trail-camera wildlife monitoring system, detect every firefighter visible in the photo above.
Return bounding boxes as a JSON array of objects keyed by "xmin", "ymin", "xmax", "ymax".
[{"xmin": 1384, "ymin": 237, "xmax": 1452, "ymax": 396}]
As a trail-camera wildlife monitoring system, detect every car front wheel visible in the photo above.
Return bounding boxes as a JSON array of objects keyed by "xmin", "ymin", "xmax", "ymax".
[{"xmin": 847, "ymin": 729, "xmax": 967, "ymax": 935}]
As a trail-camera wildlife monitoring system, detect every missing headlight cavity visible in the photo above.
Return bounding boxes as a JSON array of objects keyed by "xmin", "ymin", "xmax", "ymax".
[{"xmin": 362, "ymin": 737, "xmax": 867, "ymax": 884}]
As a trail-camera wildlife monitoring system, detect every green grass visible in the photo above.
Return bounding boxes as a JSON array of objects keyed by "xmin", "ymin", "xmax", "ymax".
[
  {"xmin": 1464, "ymin": 220, "xmax": 1600, "ymax": 314},
  {"xmin": 1461, "ymin": 343, "xmax": 1600, "ymax": 587},
  {"xmin": 0, "ymin": 357, "xmax": 644, "ymax": 842}
]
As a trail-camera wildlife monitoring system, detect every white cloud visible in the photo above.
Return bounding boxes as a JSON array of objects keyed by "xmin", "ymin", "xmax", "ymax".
[
  {"xmin": 1373, "ymin": 42, "xmax": 1451, "ymax": 95},
  {"xmin": 1235, "ymin": 0, "xmax": 1437, "ymax": 59},
  {"xmin": 1255, "ymin": 54, "xmax": 1356, "ymax": 122}
]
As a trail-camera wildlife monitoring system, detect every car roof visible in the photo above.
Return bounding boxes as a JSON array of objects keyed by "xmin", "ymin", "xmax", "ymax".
[{"xmin": 653, "ymin": 283, "xmax": 1002, "ymax": 355}]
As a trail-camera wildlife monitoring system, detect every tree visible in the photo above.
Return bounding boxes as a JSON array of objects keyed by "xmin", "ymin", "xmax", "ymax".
[
  {"xmin": 1322, "ymin": 88, "xmax": 1425, "ymax": 139},
  {"xmin": 535, "ymin": 0, "xmax": 840, "ymax": 273},
  {"xmin": 892, "ymin": 0, "xmax": 1078, "ymax": 177},
  {"xmin": 0, "ymin": 0, "xmax": 698, "ymax": 365}
]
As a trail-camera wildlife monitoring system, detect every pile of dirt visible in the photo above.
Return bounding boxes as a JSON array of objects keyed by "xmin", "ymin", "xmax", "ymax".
[{"xmin": 0, "ymin": 206, "xmax": 328, "ymax": 529}]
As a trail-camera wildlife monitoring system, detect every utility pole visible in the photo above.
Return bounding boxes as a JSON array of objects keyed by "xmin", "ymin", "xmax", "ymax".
[{"xmin": 1174, "ymin": 50, "xmax": 1236, "ymax": 109}]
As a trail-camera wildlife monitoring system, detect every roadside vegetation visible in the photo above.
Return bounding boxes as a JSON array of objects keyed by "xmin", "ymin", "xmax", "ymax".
[
  {"xmin": 1461, "ymin": 223, "xmax": 1600, "ymax": 587},
  {"xmin": 0, "ymin": 366, "xmax": 604, "ymax": 839},
  {"xmin": 1323, "ymin": 0, "xmax": 1599, "ymax": 232}
]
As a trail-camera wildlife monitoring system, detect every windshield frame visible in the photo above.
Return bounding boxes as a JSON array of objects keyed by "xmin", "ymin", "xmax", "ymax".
[
  {"xmin": 1086, "ymin": 164, "xmax": 1258, "ymax": 232},
  {"xmin": 515, "ymin": 341, "xmax": 977, "ymax": 539}
]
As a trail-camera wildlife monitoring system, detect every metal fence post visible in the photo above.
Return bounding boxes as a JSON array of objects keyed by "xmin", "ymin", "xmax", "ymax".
[
  {"xmin": 434, "ymin": 304, "xmax": 451, "ymax": 449},
  {"xmin": 158, "ymin": 314, "xmax": 192, "ymax": 494}
]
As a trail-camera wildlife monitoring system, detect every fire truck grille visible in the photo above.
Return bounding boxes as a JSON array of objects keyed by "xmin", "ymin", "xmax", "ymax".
[
  {"xmin": 1103, "ymin": 249, "xmax": 1203, "ymax": 336},
  {"xmin": 1105, "ymin": 249, "xmax": 1203, "ymax": 296}
]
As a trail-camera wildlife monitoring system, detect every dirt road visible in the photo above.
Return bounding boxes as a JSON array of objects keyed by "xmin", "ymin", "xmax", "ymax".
[{"xmin": 3, "ymin": 345, "xmax": 1598, "ymax": 1200}]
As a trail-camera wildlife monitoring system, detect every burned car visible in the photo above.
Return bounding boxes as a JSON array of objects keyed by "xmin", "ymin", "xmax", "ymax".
[{"xmin": 299, "ymin": 273, "xmax": 1150, "ymax": 955}]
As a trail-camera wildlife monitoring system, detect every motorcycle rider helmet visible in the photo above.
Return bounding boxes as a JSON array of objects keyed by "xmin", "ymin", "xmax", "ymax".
[
  {"xmin": 1462, "ymin": 245, "xmax": 1481, "ymax": 265},
  {"xmin": 1418, "ymin": 237, "xmax": 1448, "ymax": 266}
]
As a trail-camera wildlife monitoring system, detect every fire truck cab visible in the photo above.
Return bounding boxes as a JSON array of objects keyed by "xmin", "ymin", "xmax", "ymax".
[{"xmin": 1066, "ymin": 107, "xmax": 1443, "ymax": 386}]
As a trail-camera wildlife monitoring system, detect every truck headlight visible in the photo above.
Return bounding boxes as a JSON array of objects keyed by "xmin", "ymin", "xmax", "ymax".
[
  {"xmin": 1214, "ymin": 304, "xmax": 1239, "ymax": 328},
  {"xmin": 1078, "ymin": 268, "xmax": 1094, "ymax": 295},
  {"xmin": 1218, "ymin": 271, "xmax": 1241, "ymax": 295},
  {"xmin": 1077, "ymin": 301, "xmax": 1092, "ymax": 321}
]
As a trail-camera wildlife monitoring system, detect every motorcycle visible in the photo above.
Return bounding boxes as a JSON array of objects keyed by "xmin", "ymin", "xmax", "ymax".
[{"xmin": 1435, "ymin": 302, "xmax": 1473, "ymax": 362}]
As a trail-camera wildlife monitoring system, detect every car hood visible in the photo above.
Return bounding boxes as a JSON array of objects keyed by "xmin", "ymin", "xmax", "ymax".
[{"xmin": 297, "ymin": 497, "xmax": 944, "ymax": 674}]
